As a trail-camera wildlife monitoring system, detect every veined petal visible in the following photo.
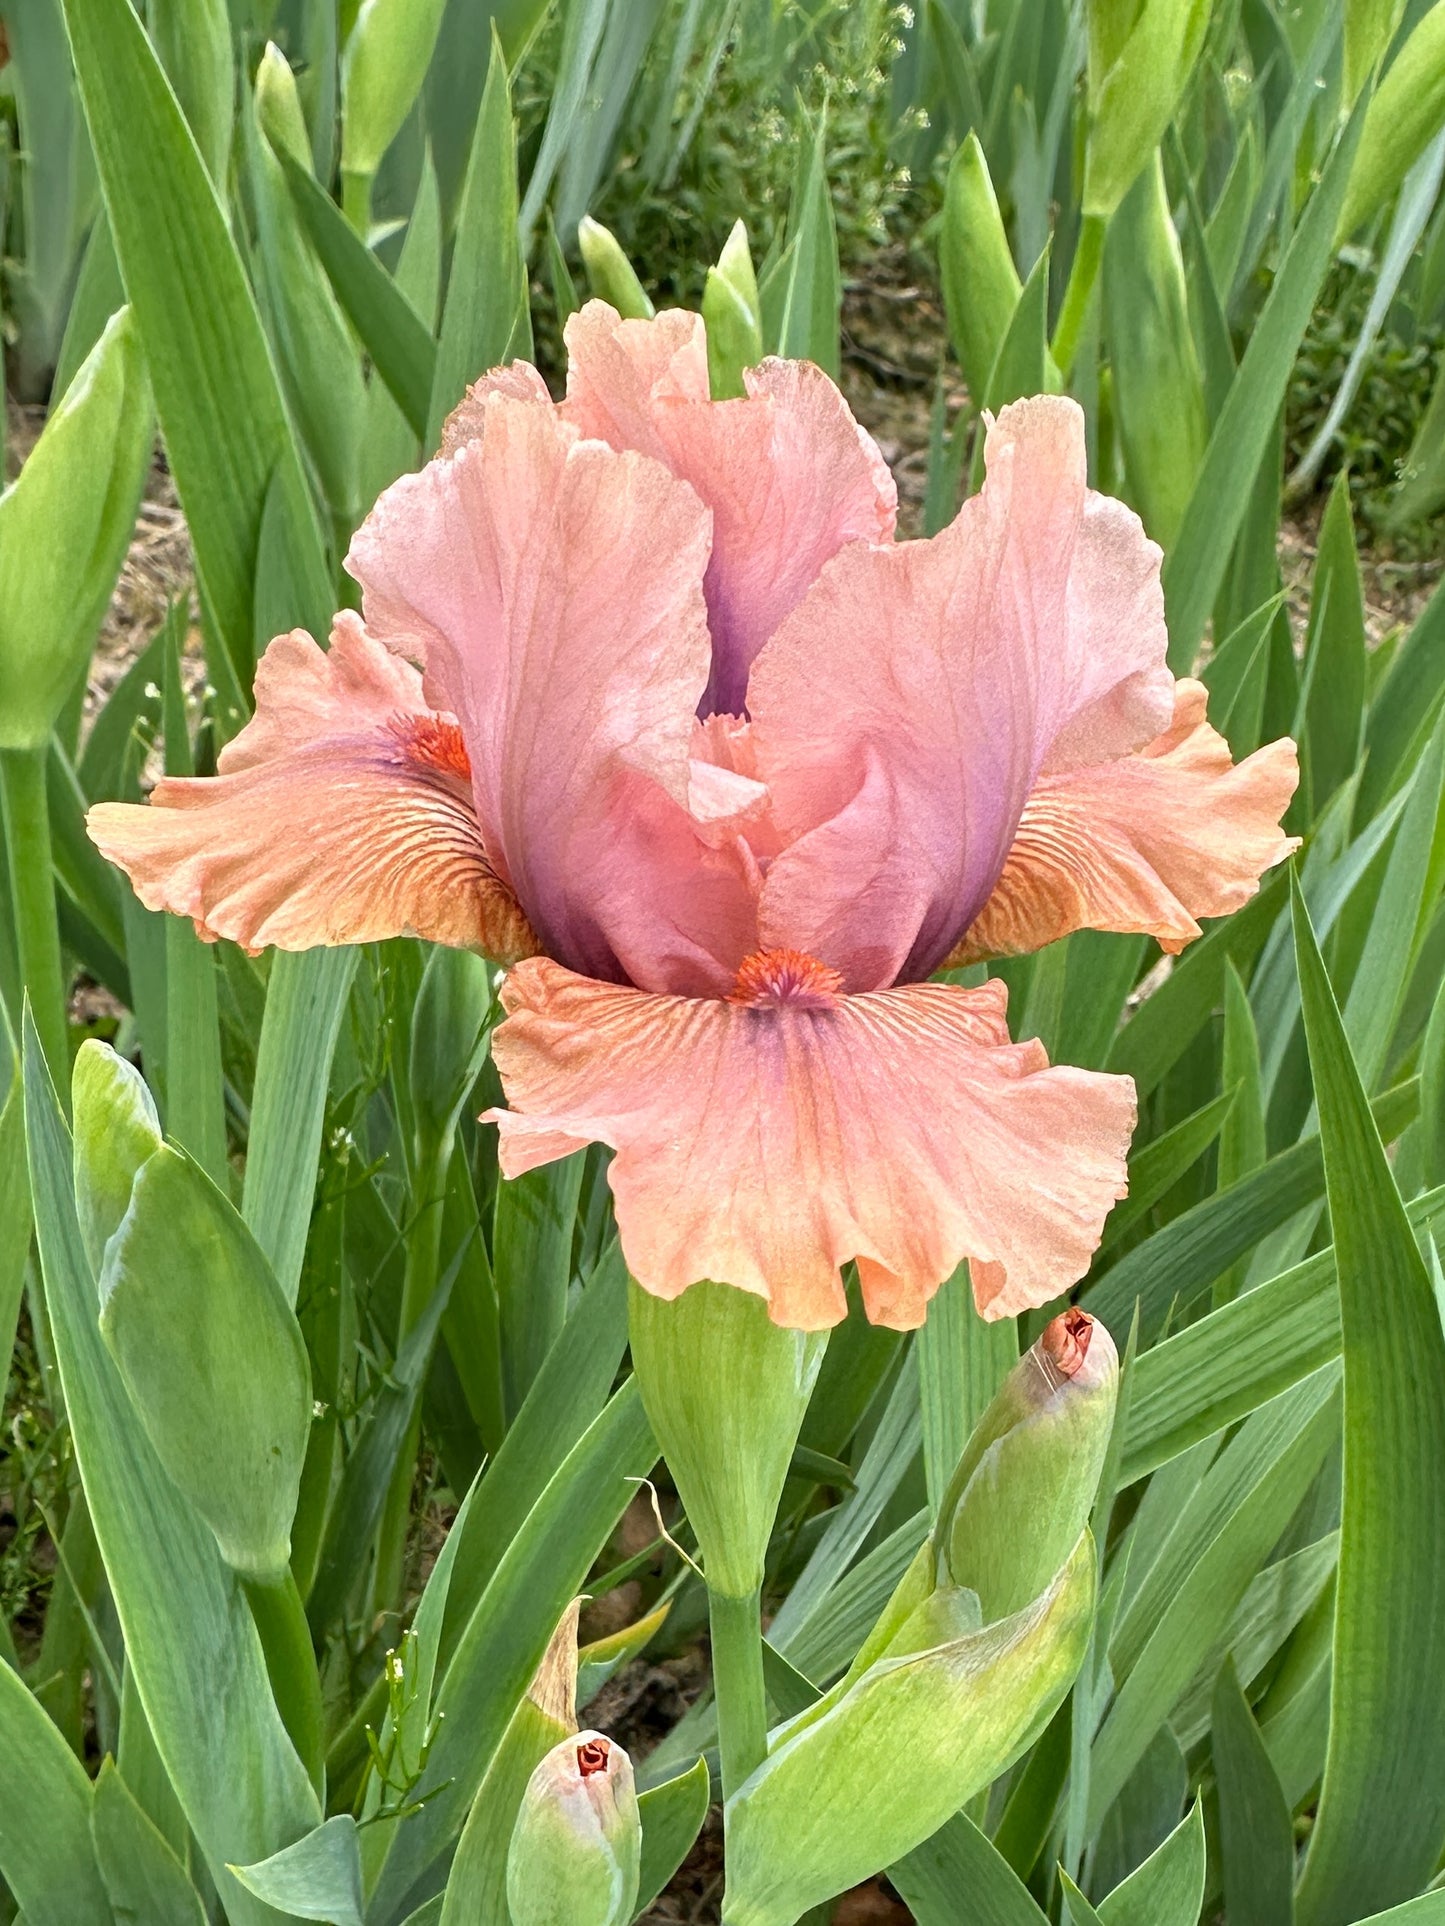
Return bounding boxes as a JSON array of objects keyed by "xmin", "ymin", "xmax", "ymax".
[
  {"xmin": 347, "ymin": 394, "xmax": 715, "ymax": 981},
  {"xmin": 560, "ymin": 303, "xmax": 712, "ymax": 450},
  {"xmin": 562, "ymin": 303, "xmax": 898, "ymax": 715},
  {"xmin": 484, "ymin": 959, "xmax": 1135, "ymax": 1330},
  {"xmin": 439, "ymin": 361, "xmax": 553, "ymax": 455},
  {"xmin": 950, "ymin": 680, "xmax": 1301, "ymax": 963},
  {"xmin": 749, "ymin": 395, "xmax": 1174, "ymax": 988},
  {"xmin": 87, "ymin": 617, "xmax": 534, "ymax": 957}
]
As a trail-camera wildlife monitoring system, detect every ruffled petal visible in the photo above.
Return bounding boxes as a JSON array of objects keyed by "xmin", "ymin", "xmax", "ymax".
[
  {"xmin": 748, "ymin": 395, "xmax": 1175, "ymax": 988},
  {"xmin": 484, "ymin": 958, "xmax": 1135, "ymax": 1330},
  {"xmin": 562, "ymin": 303, "xmax": 898, "ymax": 715},
  {"xmin": 87, "ymin": 617, "xmax": 535, "ymax": 957},
  {"xmin": 951, "ymin": 681, "xmax": 1301, "ymax": 963},
  {"xmin": 560, "ymin": 303, "xmax": 712, "ymax": 449},
  {"xmin": 346, "ymin": 394, "xmax": 716, "ymax": 981},
  {"xmin": 439, "ymin": 361, "xmax": 552, "ymax": 455}
]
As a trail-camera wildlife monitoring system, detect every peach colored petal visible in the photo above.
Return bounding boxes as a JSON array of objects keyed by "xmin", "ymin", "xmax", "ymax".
[
  {"xmin": 346, "ymin": 395, "xmax": 716, "ymax": 982},
  {"xmin": 748, "ymin": 395, "xmax": 1175, "ymax": 989},
  {"xmin": 561, "ymin": 303, "xmax": 711, "ymax": 450},
  {"xmin": 561, "ymin": 303, "xmax": 898, "ymax": 714},
  {"xmin": 950, "ymin": 681, "xmax": 1301, "ymax": 963},
  {"xmin": 87, "ymin": 617, "xmax": 535, "ymax": 957},
  {"xmin": 483, "ymin": 958, "xmax": 1136, "ymax": 1330},
  {"xmin": 440, "ymin": 361, "xmax": 552, "ymax": 455}
]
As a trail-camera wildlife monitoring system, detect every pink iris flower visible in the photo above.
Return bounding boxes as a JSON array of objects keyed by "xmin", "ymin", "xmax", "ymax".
[{"xmin": 88, "ymin": 303, "xmax": 1298, "ymax": 1333}]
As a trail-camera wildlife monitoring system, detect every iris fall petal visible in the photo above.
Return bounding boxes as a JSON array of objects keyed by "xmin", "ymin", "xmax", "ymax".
[
  {"xmin": 86, "ymin": 617, "xmax": 534, "ymax": 956},
  {"xmin": 484, "ymin": 957, "xmax": 1136, "ymax": 1330},
  {"xmin": 951, "ymin": 680, "xmax": 1301, "ymax": 962}
]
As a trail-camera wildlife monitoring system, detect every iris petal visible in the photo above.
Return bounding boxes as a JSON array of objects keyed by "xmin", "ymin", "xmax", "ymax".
[
  {"xmin": 88, "ymin": 616, "xmax": 534, "ymax": 958},
  {"xmin": 484, "ymin": 957, "xmax": 1135, "ymax": 1329}
]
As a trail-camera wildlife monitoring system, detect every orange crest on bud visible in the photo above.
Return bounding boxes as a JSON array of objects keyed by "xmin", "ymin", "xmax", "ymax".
[{"xmin": 1041, "ymin": 1306, "xmax": 1095, "ymax": 1380}]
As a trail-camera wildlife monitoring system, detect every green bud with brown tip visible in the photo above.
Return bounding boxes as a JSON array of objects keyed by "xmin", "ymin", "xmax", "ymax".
[
  {"xmin": 939, "ymin": 1306, "xmax": 1118, "ymax": 1622},
  {"xmin": 506, "ymin": 1730, "xmax": 642, "ymax": 1926}
]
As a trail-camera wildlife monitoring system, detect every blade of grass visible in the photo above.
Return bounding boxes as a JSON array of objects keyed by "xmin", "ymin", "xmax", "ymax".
[
  {"xmin": 493, "ymin": 1155, "xmax": 585, "ymax": 1423},
  {"xmin": 891, "ymin": 1810, "xmax": 1048, "ymax": 1924},
  {"xmin": 160, "ymin": 629, "xmax": 226, "ymax": 1187},
  {"xmin": 242, "ymin": 946, "xmax": 358, "ymax": 1308},
  {"xmin": 916, "ymin": 1260, "xmax": 1017, "ymax": 1514},
  {"xmin": 278, "ymin": 144, "xmax": 437, "ymax": 444},
  {"xmin": 1107, "ymin": 869, "xmax": 1288, "ymax": 1098},
  {"xmin": 0, "ymin": 1657, "xmax": 110, "ymax": 1926},
  {"xmin": 62, "ymin": 0, "xmax": 332, "ymax": 701},
  {"xmin": 367, "ymin": 1380, "xmax": 658, "ymax": 1914},
  {"xmin": 1293, "ymin": 878, "xmax": 1445, "ymax": 1923},
  {"xmin": 1162, "ymin": 95, "xmax": 1366, "ymax": 668},
  {"xmin": 1120, "ymin": 1180, "xmax": 1445, "ymax": 1482},
  {"xmin": 1212, "ymin": 1654, "xmax": 1296, "ymax": 1926},
  {"xmin": 1090, "ymin": 1376, "xmax": 1339, "ymax": 1827},
  {"xmin": 426, "ymin": 29, "xmax": 530, "ymax": 448},
  {"xmin": 1087, "ymin": 1079, "xmax": 1419, "ymax": 1334}
]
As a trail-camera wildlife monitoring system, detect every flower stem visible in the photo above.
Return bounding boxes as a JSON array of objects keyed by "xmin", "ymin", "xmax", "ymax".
[
  {"xmin": 371, "ymin": 1132, "xmax": 449, "ymax": 1617},
  {"xmin": 341, "ymin": 166, "xmax": 373, "ymax": 236},
  {"xmin": 1050, "ymin": 213, "xmax": 1107, "ymax": 383},
  {"xmin": 710, "ymin": 1583, "xmax": 768, "ymax": 1802},
  {"xmin": 243, "ymin": 1567, "xmax": 325, "ymax": 1799},
  {"xmin": 0, "ymin": 744, "xmax": 68, "ymax": 1091}
]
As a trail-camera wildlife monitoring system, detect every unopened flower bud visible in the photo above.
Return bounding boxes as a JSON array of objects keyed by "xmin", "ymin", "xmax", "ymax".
[
  {"xmin": 255, "ymin": 43, "xmax": 313, "ymax": 170},
  {"xmin": 577, "ymin": 218, "xmax": 654, "ymax": 320},
  {"xmin": 723, "ymin": 1538, "xmax": 1096, "ymax": 1926},
  {"xmin": 703, "ymin": 219, "xmax": 763, "ymax": 398},
  {"xmin": 506, "ymin": 1730, "xmax": 641, "ymax": 1926},
  {"xmin": 939, "ymin": 1307, "xmax": 1118, "ymax": 1621}
]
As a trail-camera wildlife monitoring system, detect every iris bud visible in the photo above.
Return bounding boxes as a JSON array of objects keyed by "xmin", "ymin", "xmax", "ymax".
[
  {"xmin": 721, "ymin": 1537, "xmax": 1096, "ymax": 1926},
  {"xmin": 0, "ymin": 308, "xmax": 151, "ymax": 752},
  {"xmin": 97, "ymin": 1135, "xmax": 311, "ymax": 1583},
  {"xmin": 577, "ymin": 218, "xmax": 655, "ymax": 321},
  {"xmin": 71, "ymin": 1041, "xmax": 161, "ymax": 1276},
  {"xmin": 340, "ymin": 0, "xmax": 449, "ymax": 227},
  {"xmin": 939, "ymin": 1307, "xmax": 1118, "ymax": 1622},
  {"xmin": 506, "ymin": 1731, "xmax": 642, "ymax": 1926},
  {"xmin": 1083, "ymin": 0, "xmax": 1211, "ymax": 219},
  {"xmin": 255, "ymin": 42, "xmax": 313, "ymax": 171},
  {"xmin": 703, "ymin": 219, "xmax": 763, "ymax": 398},
  {"xmin": 939, "ymin": 134, "xmax": 1023, "ymax": 407}
]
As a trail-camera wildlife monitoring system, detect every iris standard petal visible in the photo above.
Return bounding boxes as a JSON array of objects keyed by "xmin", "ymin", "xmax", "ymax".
[
  {"xmin": 949, "ymin": 680, "xmax": 1301, "ymax": 963},
  {"xmin": 747, "ymin": 394, "xmax": 1175, "ymax": 989},
  {"xmin": 346, "ymin": 393, "xmax": 715, "ymax": 982},
  {"xmin": 87, "ymin": 616, "xmax": 535, "ymax": 957},
  {"xmin": 560, "ymin": 302, "xmax": 712, "ymax": 449},
  {"xmin": 561, "ymin": 303, "xmax": 898, "ymax": 715},
  {"xmin": 483, "ymin": 957, "xmax": 1135, "ymax": 1330}
]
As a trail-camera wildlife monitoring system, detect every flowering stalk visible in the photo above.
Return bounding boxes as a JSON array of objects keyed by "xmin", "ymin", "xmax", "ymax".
[
  {"xmin": 374, "ymin": 946, "xmax": 494, "ymax": 1612},
  {"xmin": 0, "ymin": 745, "xmax": 66, "ymax": 1088},
  {"xmin": 708, "ymin": 1585, "xmax": 770, "ymax": 1799},
  {"xmin": 241, "ymin": 1567, "xmax": 325, "ymax": 1798},
  {"xmin": 1050, "ymin": 213, "xmax": 1107, "ymax": 381}
]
